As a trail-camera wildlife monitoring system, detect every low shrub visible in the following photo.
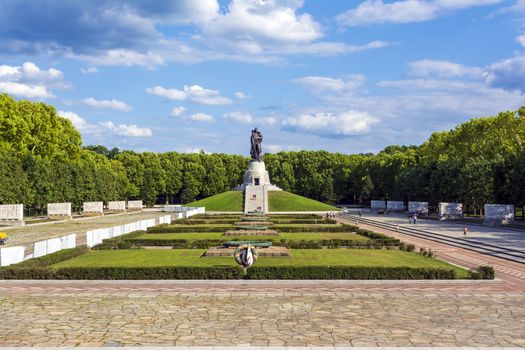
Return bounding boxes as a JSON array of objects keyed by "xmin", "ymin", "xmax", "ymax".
[
  {"xmin": 53, "ymin": 266, "xmax": 244, "ymax": 279},
  {"xmin": 418, "ymin": 247, "xmax": 435, "ymax": 258},
  {"xmin": 469, "ymin": 265, "xmax": 495, "ymax": 280},
  {"xmin": 92, "ymin": 231, "xmax": 146, "ymax": 250},
  {"xmin": 147, "ymin": 225, "xmax": 232, "ymax": 233},
  {"xmin": 406, "ymin": 244, "xmax": 416, "ymax": 252},
  {"xmin": 245, "ymin": 266, "xmax": 457, "ymax": 280},
  {"xmin": 269, "ymin": 219, "xmax": 337, "ymax": 225},
  {"xmin": 12, "ymin": 245, "xmax": 89, "ymax": 267},
  {"xmin": 0, "ymin": 267, "xmax": 55, "ymax": 279},
  {"xmin": 176, "ymin": 219, "xmax": 238, "ymax": 225}
]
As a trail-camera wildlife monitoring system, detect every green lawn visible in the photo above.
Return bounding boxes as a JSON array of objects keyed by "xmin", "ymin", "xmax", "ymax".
[
  {"xmin": 269, "ymin": 191, "xmax": 338, "ymax": 212},
  {"xmin": 50, "ymin": 249, "xmax": 468, "ymax": 277},
  {"xmin": 134, "ymin": 232, "xmax": 370, "ymax": 242},
  {"xmin": 188, "ymin": 191, "xmax": 243, "ymax": 212}
]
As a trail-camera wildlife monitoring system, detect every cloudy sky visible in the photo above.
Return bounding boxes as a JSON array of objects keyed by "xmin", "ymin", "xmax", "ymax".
[{"xmin": 1, "ymin": 0, "xmax": 525, "ymax": 155}]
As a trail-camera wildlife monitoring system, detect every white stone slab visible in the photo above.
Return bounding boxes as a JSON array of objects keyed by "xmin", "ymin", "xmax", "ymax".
[
  {"xmin": 47, "ymin": 202, "xmax": 71, "ymax": 216},
  {"xmin": 33, "ymin": 240, "xmax": 48, "ymax": 258},
  {"xmin": 408, "ymin": 201, "xmax": 429, "ymax": 214},
  {"xmin": 370, "ymin": 200, "xmax": 386, "ymax": 211},
  {"xmin": 484, "ymin": 204, "xmax": 515, "ymax": 225},
  {"xmin": 439, "ymin": 202, "xmax": 463, "ymax": 219},
  {"xmin": 0, "ymin": 204, "xmax": 23, "ymax": 221},
  {"xmin": 61, "ymin": 234, "xmax": 76, "ymax": 249},
  {"xmin": 127, "ymin": 200, "xmax": 143, "ymax": 210},
  {"xmin": 387, "ymin": 201, "xmax": 404, "ymax": 211},
  {"xmin": 47, "ymin": 238, "xmax": 62, "ymax": 255},
  {"xmin": 83, "ymin": 201, "xmax": 103, "ymax": 213},
  {"xmin": 0, "ymin": 246, "xmax": 25, "ymax": 266},
  {"xmin": 108, "ymin": 201, "xmax": 126, "ymax": 211}
]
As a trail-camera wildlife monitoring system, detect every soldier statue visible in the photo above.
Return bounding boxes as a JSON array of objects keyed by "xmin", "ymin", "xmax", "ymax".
[{"xmin": 250, "ymin": 128, "xmax": 263, "ymax": 161}]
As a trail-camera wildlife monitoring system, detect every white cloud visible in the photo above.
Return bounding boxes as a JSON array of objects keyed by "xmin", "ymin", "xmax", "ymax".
[
  {"xmin": 485, "ymin": 54, "xmax": 525, "ymax": 91},
  {"xmin": 182, "ymin": 148, "xmax": 212, "ymax": 154},
  {"xmin": 293, "ymin": 75, "xmax": 365, "ymax": 94},
  {"xmin": 518, "ymin": 35, "xmax": 525, "ymax": 47},
  {"xmin": 171, "ymin": 106, "xmax": 187, "ymax": 117},
  {"xmin": 283, "ymin": 111, "xmax": 378, "ymax": 137},
  {"xmin": 260, "ymin": 116, "xmax": 278, "ymax": 126},
  {"xmin": 223, "ymin": 111, "xmax": 253, "ymax": 124},
  {"xmin": 0, "ymin": 82, "xmax": 54, "ymax": 99},
  {"xmin": 0, "ymin": 62, "xmax": 69, "ymax": 99},
  {"xmin": 147, "ymin": 84, "xmax": 232, "ymax": 105},
  {"xmin": 408, "ymin": 59, "xmax": 484, "ymax": 78},
  {"xmin": 58, "ymin": 110, "xmax": 89, "ymax": 131},
  {"xmin": 188, "ymin": 112, "xmax": 215, "ymax": 122},
  {"xmin": 336, "ymin": 0, "xmax": 502, "ymax": 26},
  {"xmin": 71, "ymin": 49, "xmax": 164, "ymax": 69},
  {"xmin": 235, "ymin": 91, "xmax": 247, "ymax": 99},
  {"xmin": 100, "ymin": 121, "xmax": 152, "ymax": 137},
  {"xmin": 81, "ymin": 65, "xmax": 99, "ymax": 74},
  {"xmin": 83, "ymin": 97, "xmax": 132, "ymax": 112}
]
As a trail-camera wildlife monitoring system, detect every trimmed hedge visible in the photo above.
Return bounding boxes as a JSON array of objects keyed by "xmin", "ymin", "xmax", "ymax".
[
  {"xmin": 176, "ymin": 219, "xmax": 239, "ymax": 225},
  {"xmin": 147, "ymin": 225, "xmax": 232, "ymax": 233},
  {"xmin": 245, "ymin": 266, "xmax": 457, "ymax": 280},
  {"xmin": 92, "ymin": 230, "xmax": 146, "ymax": 250},
  {"xmin": 0, "ymin": 265, "xmax": 456, "ymax": 280},
  {"xmin": 269, "ymin": 219, "xmax": 337, "ymax": 224},
  {"xmin": 12, "ymin": 245, "xmax": 89, "ymax": 267},
  {"xmin": 469, "ymin": 265, "xmax": 495, "ymax": 279}
]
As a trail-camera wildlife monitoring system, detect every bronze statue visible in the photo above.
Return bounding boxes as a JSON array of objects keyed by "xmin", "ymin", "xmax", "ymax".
[{"xmin": 250, "ymin": 128, "xmax": 263, "ymax": 161}]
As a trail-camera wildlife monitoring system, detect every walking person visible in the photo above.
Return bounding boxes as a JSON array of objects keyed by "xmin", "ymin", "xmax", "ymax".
[
  {"xmin": 358, "ymin": 210, "xmax": 362, "ymax": 218},
  {"xmin": 413, "ymin": 214, "xmax": 417, "ymax": 224},
  {"xmin": 395, "ymin": 224, "xmax": 399, "ymax": 231},
  {"xmin": 463, "ymin": 225, "xmax": 468, "ymax": 237}
]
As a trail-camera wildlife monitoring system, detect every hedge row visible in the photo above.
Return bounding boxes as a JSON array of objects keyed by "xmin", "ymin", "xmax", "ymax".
[
  {"xmin": 176, "ymin": 219, "xmax": 239, "ymax": 225},
  {"xmin": 147, "ymin": 225, "xmax": 232, "ymax": 233},
  {"xmin": 269, "ymin": 219, "xmax": 337, "ymax": 224},
  {"xmin": 124, "ymin": 238, "xmax": 398, "ymax": 249},
  {"xmin": 0, "ymin": 265, "xmax": 458, "ymax": 280},
  {"xmin": 91, "ymin": 230, "xmax": 146, "ymax": 250},
  {"xmin": 11, "ymin": 245, "xmax": 89, "ymax": 267}
]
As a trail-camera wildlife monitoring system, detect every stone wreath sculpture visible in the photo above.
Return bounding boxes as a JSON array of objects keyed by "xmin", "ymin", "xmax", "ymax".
[{"xmin": 234, "ymin": 244, "xmax": 258, "ymax": 269}]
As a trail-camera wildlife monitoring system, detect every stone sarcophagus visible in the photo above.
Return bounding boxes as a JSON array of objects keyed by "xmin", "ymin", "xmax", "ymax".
[
  {"xmin": 484, "ymin": 204, "xmax": 515, "ymax": 226},
  {"xmin": 108, "ymin": 201, "xmax": 126, "ymax": 212},
  {"xmin": 83, "ymin": 201, "xmax": 104, "ymax": 215},
  {"xmin": 0, "ymin": 204, "xmax": 24, "ymax": 226},
  {"xmin": 47, "ymin": 202, "xmax": 72, "ymax": 218}
]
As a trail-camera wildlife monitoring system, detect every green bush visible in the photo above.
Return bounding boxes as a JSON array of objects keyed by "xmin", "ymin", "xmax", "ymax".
[
  {"xmin": 0, "ymin": 267, "xmax": 55, "ymax": 279},
  {"xmin": 269, "ymin": 219, "xmax": 337, "ymax": 225},
  {"xmin": 245, "ymin": 266, "xmax": 457, "ymax": 280},
  {"xmin": 176, "ymin": 219, "xmax": 238, "ymax": 225},
  {"xmin": 12, "ymin": 245, "xmax": 89, "ymax": 267},
  {"xmin": 54, "ymin": 266, "xmax": 244, "ymax": 279},
  {"xmin": 147, "ymin": 225, "xmax": 232, "ymax": 233},
  {"xmin": 469, "ymin": 265, "xmax": 495, "ymax": 280},
  {"xmin": 92, "ymin": 231, "xmax": 146, "ymax": 250}
]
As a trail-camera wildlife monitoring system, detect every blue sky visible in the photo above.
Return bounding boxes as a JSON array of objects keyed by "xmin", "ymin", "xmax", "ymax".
[{"xmin": 1, "ymin": 0, "xmax": 525, "ymax": 155}]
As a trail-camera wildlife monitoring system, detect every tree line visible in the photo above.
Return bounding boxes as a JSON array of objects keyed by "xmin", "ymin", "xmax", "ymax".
[{"xmin": 1, "ymin": 94, "xmax": 524, "ymax": 215}]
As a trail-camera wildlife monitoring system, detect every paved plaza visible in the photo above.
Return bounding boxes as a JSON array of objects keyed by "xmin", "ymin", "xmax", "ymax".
[
  {"xmin": 1, "ymin": 280, "xmax": 524, "ymax": 348},
  {"xmin": 350, "ymin": 211, "xmax": 525, "ymax": 251}
]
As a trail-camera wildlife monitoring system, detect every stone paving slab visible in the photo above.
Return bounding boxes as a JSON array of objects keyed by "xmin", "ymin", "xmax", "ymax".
[
  {"xmin": 350, "ymin": 211, "xmax": 525, "ymax": 251},
  {"xmin": 1, "ymin": 281, "xmax": 524, "ymax": 347}
]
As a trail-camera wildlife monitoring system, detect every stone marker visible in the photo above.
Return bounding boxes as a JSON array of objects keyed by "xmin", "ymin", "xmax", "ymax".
[
  {"xmin": 439, "ymin": 202, "xmax": 463, "ymax": 220},
  {"xmin": 408, "ymin": 201, "xmax": 429, "ymax": 214},
  {"xmin": 0, "ymin": 204, "xmax": 24, "ymax": 226},
  {"xmin": 108, "ymin": 201, "xmax": 126, "ymax": 212},
  {"xmin": 47, "ymin": 202, "xmax": 72, "ymax": 219},
  {"xmin": 387, "ymin": 201, "xmax": 404, "ymax": 211},
  {"xmin": 127, "ymin": 200, "xmax": 143, "ymax": 211},
  {"xmin": 83, "ymin": 201, "xmax": 104, "ymax": 216},
  {"xmin": 371, "ymin": 200, "xmax": 386, "ymax": 212},
  {"xmin": 484, "ymin": 204, "xmax": 515, "ymax": 226}
]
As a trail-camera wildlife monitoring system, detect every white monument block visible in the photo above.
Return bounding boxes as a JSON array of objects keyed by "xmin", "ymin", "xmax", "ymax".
[
  {"xmin": 47, "ymin": 202, "xmax": 72, "ymax": 217},
  {"xmin": 371, "ymin": 200, "xmax": 386, "ymax": 212},
  {"xmin": 0, "ymin": 246, "xmax": 25, "ymax": 266},
  {"xmin": 83, "ymin": 201, "xmax": 103, "ymax": 214},
  {"xmin": 484, "ymin": 204, "xmax": 515, "ymax": 226},
  {"xmin": 108, "ymin": 201, "xmax": 126, "ymax": 211},
  {"xmin": 387, "ymin": 201, "xmax": 404, "ymax": 211},
  {"xmin": 0, "ymin": 204, "xmax": 24, "ymax": 225},
  {"xmin": 408, "ymin": 201, "xmax": 429, "ymax": 214},
  {"xmin": 439, "ymin": 202, "xmax": 463, "ymax": 220},
  {"xmin": 127, "ymin": 200, "xmax": 143, "ymax": 210}
]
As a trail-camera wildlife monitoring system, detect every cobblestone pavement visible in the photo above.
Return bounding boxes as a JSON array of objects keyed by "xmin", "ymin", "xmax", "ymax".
[{"xmin": 1, "ymin": 280, "xmax": 524, "ymax": 347}]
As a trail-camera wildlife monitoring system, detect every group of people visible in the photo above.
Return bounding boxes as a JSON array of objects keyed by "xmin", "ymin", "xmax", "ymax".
[{"xmin": 325, "ymin": 212, "xmax": 337, "ymax": 218}]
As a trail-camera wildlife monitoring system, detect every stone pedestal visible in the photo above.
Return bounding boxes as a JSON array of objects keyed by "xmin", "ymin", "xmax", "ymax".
[{"xmin": 243, "ymin": 161, "xmax": 271, "ymax": 186}]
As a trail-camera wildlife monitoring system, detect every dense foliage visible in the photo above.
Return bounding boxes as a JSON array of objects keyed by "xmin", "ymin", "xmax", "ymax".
[{"xmin": 1, "ymin": 94, "xmax": 524, "ymax": 215}]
